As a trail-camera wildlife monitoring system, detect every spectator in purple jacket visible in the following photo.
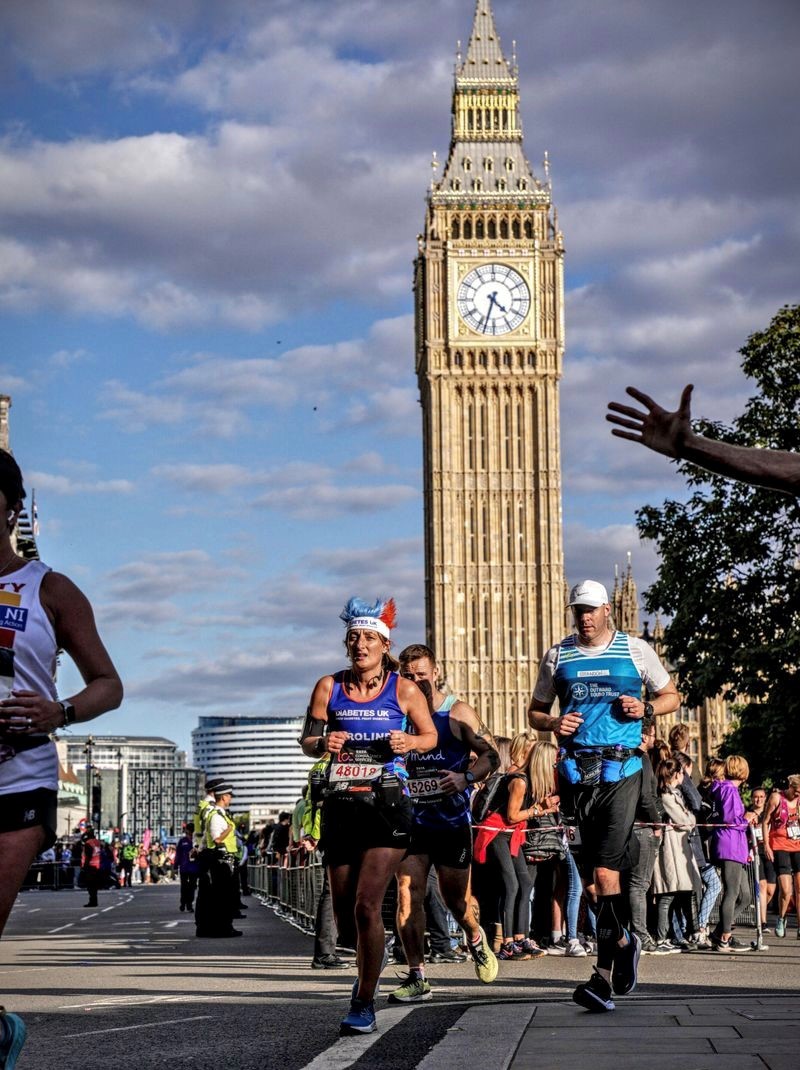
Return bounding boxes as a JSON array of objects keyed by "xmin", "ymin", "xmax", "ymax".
[
  {"xmin": 709, "ymin": 755, "xmax": 750, "ymax": 952},
  {"xmin": 174, "ymin": 823, "xmax": 200, "ymax": 913}
]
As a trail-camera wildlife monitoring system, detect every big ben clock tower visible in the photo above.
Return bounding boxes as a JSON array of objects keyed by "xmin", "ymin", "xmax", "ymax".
[{"xmin": 414, "ymin": 0, "xmax": 566, "ymax": 738}]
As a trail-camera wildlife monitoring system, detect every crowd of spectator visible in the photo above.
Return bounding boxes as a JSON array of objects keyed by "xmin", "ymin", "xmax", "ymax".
[{"xmin": 259, "ymin": 721, "xmax": 798, "ymax": 961}]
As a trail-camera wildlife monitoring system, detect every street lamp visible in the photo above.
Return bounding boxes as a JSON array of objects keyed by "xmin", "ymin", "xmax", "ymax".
[{"xmin": 83, "ymin": 734, "xmax": 94, "ymax": 825}]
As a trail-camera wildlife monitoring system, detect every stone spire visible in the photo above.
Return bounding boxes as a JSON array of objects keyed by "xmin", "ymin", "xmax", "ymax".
[
  {"xmin": 460, "ymin": 1, "xmax": 514, "ymax": 80},
  {"xmin": 436, "ymin": 0, "xmax": 540, "ymax": 195}
]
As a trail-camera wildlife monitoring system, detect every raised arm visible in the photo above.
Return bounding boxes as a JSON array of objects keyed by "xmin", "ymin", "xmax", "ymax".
[{"xmin": 607, "ymin": 385, "xmax": 800, "ymax": 495}]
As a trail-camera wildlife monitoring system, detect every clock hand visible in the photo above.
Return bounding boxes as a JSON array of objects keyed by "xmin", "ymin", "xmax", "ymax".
[{"xmin": 481, "ymin": 291, "xmax": 498, "ymax": 331}]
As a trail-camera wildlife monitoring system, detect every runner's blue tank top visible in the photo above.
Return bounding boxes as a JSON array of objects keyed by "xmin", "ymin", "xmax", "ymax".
[
  {"xmin": 406, "ymin": 694, "xmax": 472, "ymax": 829},
  {"xmin": 327, "ymin": 670, "xmax": 408, "ymax": 783},
  {"xmin": 553, "ymin": 632, "xmax": 645, "ymax": 749}
]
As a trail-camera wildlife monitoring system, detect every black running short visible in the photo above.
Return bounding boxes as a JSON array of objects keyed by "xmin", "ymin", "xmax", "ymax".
[
  {"xmin": 575, "ymin": 770, "xmax": 642, "ymax": 875},
  {"xmin": 408, "ymin": 822, "xmax": 473, "ymax": 870},
  {"xmin": 773, "ymin": 849, "xmax": 800, "ymax": 876},
  {"xmin": 759, "ymin": 849, "xmax": 776, "ymax": 884},
  {"xmin": 321, "ymin": 793, "xmax": 413, "ymax": 867},
  {"xmin": 0, "ymin": 787, "xmax": 57, "ymax": 848}
]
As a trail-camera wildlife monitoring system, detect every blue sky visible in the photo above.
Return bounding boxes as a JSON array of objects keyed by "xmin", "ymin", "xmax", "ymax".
[{"xmin": 2, "ymin": 0, "xmax": 798, "ymax": 754}]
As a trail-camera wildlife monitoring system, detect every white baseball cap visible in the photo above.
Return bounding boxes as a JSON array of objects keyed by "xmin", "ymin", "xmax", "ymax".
[{"xmin": 567, "ymin": 580, "xmax": 609, "ymax": 608}]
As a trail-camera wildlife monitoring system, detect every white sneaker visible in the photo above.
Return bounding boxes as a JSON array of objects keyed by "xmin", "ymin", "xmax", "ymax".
[{"xmin": 566, "ymin": 938, "xmax": 587, "ymax": 957}]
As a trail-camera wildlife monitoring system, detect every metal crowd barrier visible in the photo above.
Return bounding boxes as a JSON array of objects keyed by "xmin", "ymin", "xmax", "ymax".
[
  {"xmin": 248, "ymin": 856, "xmax": 398, "ymax": 933},
  {"xmin": 20, "ymin": 863, "xmax": 78, "ymax": 891},
  {"xmin": 248, "ymin": 857, "xmax": 325, "ymax": 931}
]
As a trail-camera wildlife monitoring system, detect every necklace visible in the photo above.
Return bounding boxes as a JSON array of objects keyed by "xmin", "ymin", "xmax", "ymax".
[
  {"xmin": 345, "ymin": 667, "xmax": 385, "ymax": 695},
  {"xmin": 0, "ymin": 547, "xmax": 19, "ymax": 576}
]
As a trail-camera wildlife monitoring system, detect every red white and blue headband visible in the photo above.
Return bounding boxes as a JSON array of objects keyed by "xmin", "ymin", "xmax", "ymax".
[{"xmin": 340, "ymin": 597, "xmax": 397, "ymax": 640}]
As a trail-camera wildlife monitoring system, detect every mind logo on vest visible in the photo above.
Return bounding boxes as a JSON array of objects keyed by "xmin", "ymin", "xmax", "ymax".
[{"xmin": 571, "ymin": 682, "xmax": 589, "ymax": 701}]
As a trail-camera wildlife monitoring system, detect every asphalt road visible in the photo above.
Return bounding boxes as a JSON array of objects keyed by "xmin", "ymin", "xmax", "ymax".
[{"xmin": 2, "ymin": 883, "xmax": 797, "ymax": 1069}]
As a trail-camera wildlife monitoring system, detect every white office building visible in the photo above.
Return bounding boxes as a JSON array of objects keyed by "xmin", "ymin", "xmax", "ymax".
[{"xmin": 191, "ymin": 716, "xmax": 314, "ymax": 824}]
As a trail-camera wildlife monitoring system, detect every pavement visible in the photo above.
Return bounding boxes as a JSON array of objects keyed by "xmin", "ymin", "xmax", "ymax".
[{"xmin": 1, "ymin": 882, "xmax": 799, "ymax": 1069}]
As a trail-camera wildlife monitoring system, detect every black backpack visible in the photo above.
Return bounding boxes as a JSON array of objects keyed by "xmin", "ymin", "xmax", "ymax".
[{"xmin": 472, "ymin": 772, "xmax": 522, "ymax": 824}]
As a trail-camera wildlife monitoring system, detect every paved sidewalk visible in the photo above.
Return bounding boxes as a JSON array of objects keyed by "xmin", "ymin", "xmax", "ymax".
[{"xmin": 509, "ymin": 995, "xmax": 800, "ymax": 1070}]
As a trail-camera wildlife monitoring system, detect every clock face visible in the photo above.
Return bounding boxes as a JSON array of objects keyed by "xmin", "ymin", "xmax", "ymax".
[{"xmin": 457, "ymin": 263, "xmax": 530, "ymax": 335}]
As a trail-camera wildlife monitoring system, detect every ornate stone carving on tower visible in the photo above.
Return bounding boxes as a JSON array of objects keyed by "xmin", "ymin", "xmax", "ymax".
[{"xmin": 414, "ymin": 1, "xmax": 565, "ymax": 738}]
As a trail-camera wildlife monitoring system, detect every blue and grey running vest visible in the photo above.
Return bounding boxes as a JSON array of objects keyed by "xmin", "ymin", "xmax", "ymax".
[
  {"xmin": 327, "ymin": 670, "xmax": 409, "ymax": 783},
  {"xmin": 406, "ymin": 694, "xmax": 472, "ymax": 829},
  {"xmin": 553, "ymin": 631, "xmax": 646, "ymax": 750}
]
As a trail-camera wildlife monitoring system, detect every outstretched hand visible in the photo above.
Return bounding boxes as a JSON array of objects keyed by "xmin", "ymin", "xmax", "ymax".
[{"xmin": 606, "ymin": 384, "xmax": 693, "ymax": 460}]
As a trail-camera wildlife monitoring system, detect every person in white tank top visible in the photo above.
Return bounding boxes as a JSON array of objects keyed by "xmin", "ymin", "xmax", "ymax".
[{"xmin": 0, "ymin": 447, "xmax": 123, "ymax": 1065}]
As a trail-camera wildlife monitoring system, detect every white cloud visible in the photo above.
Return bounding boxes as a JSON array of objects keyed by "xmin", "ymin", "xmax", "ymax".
[{"xmin": 27, "ymin": 470, "xmax": 134, "ymax": 495}]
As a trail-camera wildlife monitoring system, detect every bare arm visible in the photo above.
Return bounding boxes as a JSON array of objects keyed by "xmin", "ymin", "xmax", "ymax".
[
  {"xmin": 0, "ymin": 571, "xmax": 123, "ymax": 736},
  {"xmin": 301, "ymin": 676, "xmax": 346, "ymax": 758},
  {"xmin": 762, "ymin": 792, "xmax": 780, "ymax": 861},
  {"xmin": 439, "ymin": 701, "xmax": 499, "ymax": 794},
  {"xmin": 607, "ymin": 385, "xmax": 800, "ymax": 495},
  {"xmin": 393, "ymin": 677, "xmax": 437, "ymax": 755},
  {"xmin": 527, "ymin": 697, "xmax": 583, "ymax": 738},
  {"xmin": 506, "ymin": 775, "xmax": 536, "ymax": 824}
]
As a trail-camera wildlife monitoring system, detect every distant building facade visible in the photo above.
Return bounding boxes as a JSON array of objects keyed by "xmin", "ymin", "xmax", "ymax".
[
  {"xmin": 62, "ymin": 734, "xmax": 201, "ymax": 837},
  {"xmin": 191, "ymin": 716, "xmax": 314, "ymax": 824}
]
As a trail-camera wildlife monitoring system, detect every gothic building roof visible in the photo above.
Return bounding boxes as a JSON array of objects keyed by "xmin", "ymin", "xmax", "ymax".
[{"xmin": 435, "ymin": 1, "xmax": 542, "ymax": 201}]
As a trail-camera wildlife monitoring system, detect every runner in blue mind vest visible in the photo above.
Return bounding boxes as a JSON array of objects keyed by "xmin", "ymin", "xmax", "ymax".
[
  {"xmin": 301, "ymin": 597, "xmax": 437, "ymax": 1037},
  {"xmin": 389, "ymin": 644, "xmax": 499, "ymax": 1003},
  {"xmin": 528, "ymin": 580, "xmax": 679, "ymax": 1013}
]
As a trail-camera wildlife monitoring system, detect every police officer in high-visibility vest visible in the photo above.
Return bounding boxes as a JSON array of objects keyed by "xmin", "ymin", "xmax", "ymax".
[
  {"xmin": 192, "ymin": 776, "xmax": 227, "ymax": 853},
  {"xmin": 194, "ymin": 783, "xmax": 242, "ymax": 939}
]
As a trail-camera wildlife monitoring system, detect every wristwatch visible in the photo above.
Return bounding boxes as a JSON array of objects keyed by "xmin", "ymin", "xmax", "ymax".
[
  {"xmin": 58, "ymin": 700, "xmax": 77, "ymax": 728},
  {"xmin": 643, "ymin": 702, "xmax": 655, "ymax": 718},
  {"xmin": 464, "ymin": 770, "xmax": 476, "ymax": 787}
]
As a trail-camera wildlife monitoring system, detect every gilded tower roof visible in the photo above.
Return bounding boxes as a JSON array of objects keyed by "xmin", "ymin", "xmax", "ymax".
[{"xmin": 434, "ymin": 1, "xmax": 542, "ymax": 200}]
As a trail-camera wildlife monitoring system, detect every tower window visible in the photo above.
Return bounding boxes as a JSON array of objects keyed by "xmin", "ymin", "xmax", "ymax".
[
  {"xmin": 484, "ymin": 157, "xmax": 494, "ymax": 173},
  {"xmin": 451, "ymin": 218, "xmax": 460, "ymax": 238},
  {"xmin": 464, "ymin": 157, "xmax": 473, "ymax": 172},
  {"xmin": 497, "ymin": 178, "xmax": 507, "ymax": 192},
  {"xmin": 451, "ymin": 178, "xmax": 462, "ymax": 192},
  {"xmin": 463, "ymin": 219, "xmax": 472, "ymax": 239},
  {"xmin": 487, "ymin": 218, "xmax": 496, "ymax": 239},
  {"xmin": 524, "ymin": 218, "xmax": 533, "ymax": 238},
  {"xmin": 499, "ymin": 217, "xmax": 509, "ymax": 238},
  {"xmin": 505, "ymin": 158, "xmax": 515, "ymax": 172},
  {"xmin": 475, "ymin": 216, "xmax": 484, "ymax": 237},
  {"xmin": 454, "ymin": 351, "xmax": 463, "ymax": 367},
  {"xmin": 472, "ymin": 179, "xmax": 483, "ymax": 193},
  {"xmin": 478, "ymin": 351, "xmax": 487, "ymax": 367},
  {"xmin": 512, "ymin": 218, "xmax": 521, "ymax": 238},
  {"xmin": 517, "ymin": 178, "xmax": 528, "ymax": 191}
]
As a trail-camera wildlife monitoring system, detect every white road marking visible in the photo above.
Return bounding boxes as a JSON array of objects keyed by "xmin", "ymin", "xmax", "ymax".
[
  {"xmin": 58, "ymin": 994, "xmax": 210, "ymax": 1010},
  {"xmin": 417, "ymin": 1003, "xmax": 536, "ymax": 1070},
  {"xmin": 297, "ymin": 1007, "xmax": 413, "ymax": 1070},
  {"xmin": 48, "ymin": 923, "xmax": 74, "ymax": 934},
  {"xmin": 81, "ymin": 913, "xmax": 99, "ymax": 920},
  {"xmin": 27, "ymin": 908, "xmax": 41, "ymax": 913},
  {"xmin": 62, "ymin": 1014, "xmax": 215, "ymax": 1038},
  {"xmin": 164, "ymin": 920, "xmax": 178, "ymax": 928}
]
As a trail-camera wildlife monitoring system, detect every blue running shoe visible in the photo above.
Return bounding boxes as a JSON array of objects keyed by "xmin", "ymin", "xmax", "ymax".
[
  {"xmin": 0, "ymin": 1009, "xmax": 27, "ymax": 1069},
  {"xmin": 611, "ymin": 930, "xmax": 641, "ymax": 995},
  {"xmin": 339, "ymin": 998, "xmax": 376, "ymax": 1036}
]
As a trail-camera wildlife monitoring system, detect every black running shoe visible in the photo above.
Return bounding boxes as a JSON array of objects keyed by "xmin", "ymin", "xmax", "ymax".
[
  {"xmin": 611, "ymin": 930, "xmax": 641, "ymax": 995},
  {"xmin": 572, "ymin": 970, "xmax": 616, "ymax": 1013}
]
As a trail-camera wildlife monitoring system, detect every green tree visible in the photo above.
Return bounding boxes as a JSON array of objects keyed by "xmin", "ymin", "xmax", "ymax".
[{"xmin": 637, "ymin": 305, "xmax": 800, "ymax": 784}]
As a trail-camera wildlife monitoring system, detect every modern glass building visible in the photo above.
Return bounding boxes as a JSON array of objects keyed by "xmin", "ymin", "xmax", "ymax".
[
  {"xmin": 62, "ymin": 735, "xmax": 200, "ymax": 837},
  {"xmin": 191, "ymin": 716, "xmax": 314, "ymax": 823}
]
